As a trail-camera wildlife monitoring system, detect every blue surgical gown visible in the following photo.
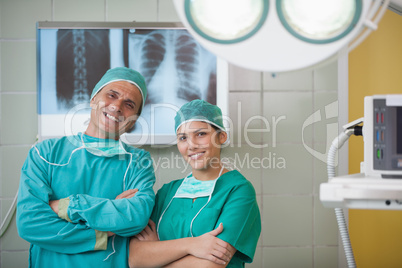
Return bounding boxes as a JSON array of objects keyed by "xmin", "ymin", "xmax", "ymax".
[
  {"xmin": 151, "ymin": 170, "xmax": 261, "ymax": 267},
  {"xmin": 16, "ymin": 133, "xmax": 155, "ymax": 268}
]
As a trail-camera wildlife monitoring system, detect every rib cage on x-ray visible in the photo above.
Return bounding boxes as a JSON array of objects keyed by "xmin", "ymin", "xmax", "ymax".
[{"xmin": 128, "ymin": 29, "xmax": 216, "ymax": 106}]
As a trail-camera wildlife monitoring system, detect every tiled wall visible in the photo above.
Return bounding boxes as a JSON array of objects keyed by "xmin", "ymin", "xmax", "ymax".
[{"xmin": 0, "ymin": 0, "xmax": 340, "ymax": 267}]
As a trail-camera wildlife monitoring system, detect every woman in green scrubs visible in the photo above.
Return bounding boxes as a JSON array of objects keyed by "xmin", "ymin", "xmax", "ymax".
[{"xmin": 129, "ymin": 99, "xmax": 261, "ymax": 268}]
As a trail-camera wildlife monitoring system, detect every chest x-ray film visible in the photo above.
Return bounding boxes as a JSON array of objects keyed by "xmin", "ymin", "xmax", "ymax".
[{"xmin": 37, "ymin": 22, "xmax": 226, "ymax": 145}]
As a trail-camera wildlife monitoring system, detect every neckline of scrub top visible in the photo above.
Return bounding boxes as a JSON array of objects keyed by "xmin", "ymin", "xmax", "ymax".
[{"xmin": 81, "ymin": 132, "xmax": 121, "ymax": 144}]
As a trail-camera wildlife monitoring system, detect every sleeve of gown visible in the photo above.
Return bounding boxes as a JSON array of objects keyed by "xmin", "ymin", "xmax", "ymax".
[
  {"xmin": 215, "ymin": 180, "xmax": 261, "ymax": 263},
  {"xmin": 16, "ymin": 145, "xmax": 106, "ymax": 254},
  {"xmin": 64, "ymin": 150, "xmax": 156, "ymax": 237}
]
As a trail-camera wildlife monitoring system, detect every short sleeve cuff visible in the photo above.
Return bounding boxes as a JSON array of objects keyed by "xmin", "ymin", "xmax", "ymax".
[
  {"xmin": 95, "ymin": 230, "xmax": 108, "ymax": 250},
  {"xmin": 58, "ymin": 197, "xmax": 71, "ymax": 222}
]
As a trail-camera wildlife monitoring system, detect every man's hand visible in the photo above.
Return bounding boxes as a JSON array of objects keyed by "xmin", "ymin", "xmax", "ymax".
[
  {"xmin": 135, "ymin": 219, "xmax": 159, "ymax": 241},
  {"xmin": 115, "ymin": 189, "xmax": 138, "ymax": 199},
  {"xmin": 187, "ymin": 223, "xmax": 235, "ymax": 265},
  {"xmin": 49, "ymin": 200, "xmax": 59, "ymax": 214}
]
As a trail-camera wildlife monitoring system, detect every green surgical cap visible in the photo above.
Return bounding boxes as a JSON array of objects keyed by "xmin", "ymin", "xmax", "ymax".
[
  {"xmin": 91, "ymin": 67, "xmax": 147, "ymax": 109},
  {"xmin": 175, "ymin": 99, "xmax": 226, "ymax": 133}
]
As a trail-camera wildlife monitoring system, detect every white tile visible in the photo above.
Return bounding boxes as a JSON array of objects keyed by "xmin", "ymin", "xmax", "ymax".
[
  {"xmin": 54, "ymin": 0, "xmax": 105, "ymax": 21},
  {"xmin": 0, "ymin": 0, "xmax": 51, "ymax": 39},
  {"xmin": 263, "ymin": 247, "xmax": 313, "ymax": 268},
  {"xmin": 0, "ymin": 94, "xmax": 38, "ymax": 145},
  {"xmin": 314, "ymin": 246, "xmax": 338, "ymax": 268},
  {"xmin": 1, "ymin": 146, "xmax": 31, "ymax": 197},
  {"xmin": 228, "ymin": 92, "xmax": 263, "ymax": 146},
  {"xmin": 262, "ymin": 144, "xmax": 313, "ymax": 195},
  {"xmin": 313, "ymin": 92, "xmax": 339, "ymax": 144},
  {"xmin": 246, "ymin": 247, "xmax": 262, "ymax": 268},
  {"xmin": 155, "ymin": 146, "xmax": 191, "ymax": 189},
  {"xmin": 1, "ymin": 251, "xmax": 29, "ymax": 268},
  {"xmin": 263, "ymin": 68, "xmax": 313, "ymax": 91},
  {"xmin": 263, "ymin": 92, "xmax": 313, "ymax": 144},
  {"xmin": 229, "ymin": 64, "xmax": 262, "ymax": 92},
  {"xmin": 221, "ymin": 145, "xmax": 262, "ymax": 195},
  {"xmin": 263, "ymin": 196, "xmax": 313, "ymax": 246},
  {"xmin": 314, "ymin": 196, "xmax": 338, "ymax": 246},
  {"xmin": 158, "ymin": 0, "xmax": 180, "ymax": 22},
  {"xmin": 1, "ymin": 200, "xmax": 30, "ymax": 251},
  {"xmin": 314, "ymin": 60, "xmax": 338, "ymax": 91},
  {"xmin": 1, "ymin": 41, "xmax": 36, "ymax": 92},
  {"xmin": 314, "ymin": 158, "xmax": 331, "ymax": 195},
  {"xmin": 107, "ymin": 0, "xmax": 157, "ymax": 21}
]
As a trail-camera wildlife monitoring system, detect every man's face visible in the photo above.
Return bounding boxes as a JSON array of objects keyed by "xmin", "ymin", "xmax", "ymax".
[{"xmin": 86, "ymin": 81, "xmax": 142, "ymax": 140}]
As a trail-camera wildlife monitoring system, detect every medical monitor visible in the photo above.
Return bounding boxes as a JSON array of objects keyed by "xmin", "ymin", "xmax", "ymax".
[{"xmin": 364, "ymin": 95, "xmax": 402, "ymax": 178}]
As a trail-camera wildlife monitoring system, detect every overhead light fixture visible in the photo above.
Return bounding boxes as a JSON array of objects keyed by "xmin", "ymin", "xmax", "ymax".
[
  {"xmin": 174, "ymin": 0, "xmax": 390, "ymax": 72},
  {"xmin": 185, "ymin": 0, "xmax": 269, "ymax": 43},
  {"xmin": 277, "ymin": 0, "xmax": 361, "ymax": 43}
]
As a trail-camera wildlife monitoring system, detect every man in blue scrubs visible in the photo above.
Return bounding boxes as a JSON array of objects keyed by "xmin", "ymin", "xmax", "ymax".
[{"xmin": 16, "ymin": 67, "xmax": 155, "ymax": 267}]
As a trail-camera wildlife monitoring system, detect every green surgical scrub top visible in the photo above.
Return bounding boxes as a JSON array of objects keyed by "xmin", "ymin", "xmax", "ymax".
[
  {"xmin": 17, "ymin": 134, "xmax": 155, "ymax": 268},
  {"xmin": 151, "ymin": 170, "xmax": 261, "ymax": 267}
]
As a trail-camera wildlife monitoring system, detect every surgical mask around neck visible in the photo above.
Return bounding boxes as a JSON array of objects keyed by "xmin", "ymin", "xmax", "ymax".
[
  {"xmin": 81, "ymin": 135, "xmax": 127, "ymax": 157},
  {"xmin": 175, "ymin": 176, "xmax": 217, "ymax": 199}
]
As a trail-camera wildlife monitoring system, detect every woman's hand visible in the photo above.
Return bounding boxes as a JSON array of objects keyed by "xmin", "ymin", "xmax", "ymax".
[
  {"xmin": 135, "ymin": 220, "xmax": 159, "ymax": 241},
  {"xmin": 187, "ymin": 223, "xmax": 235, "ymax": 265}
]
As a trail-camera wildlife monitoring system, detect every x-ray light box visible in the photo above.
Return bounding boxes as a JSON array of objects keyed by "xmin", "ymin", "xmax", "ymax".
[{"xmin": 37, "ymin": 22, "xmax": 228, "ymax": 145}]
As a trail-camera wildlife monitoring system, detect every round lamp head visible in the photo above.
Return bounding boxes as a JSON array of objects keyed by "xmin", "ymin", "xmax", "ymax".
[{"xmin": 185, "ymin": 0, "xmax": 269, "ymax": 43}]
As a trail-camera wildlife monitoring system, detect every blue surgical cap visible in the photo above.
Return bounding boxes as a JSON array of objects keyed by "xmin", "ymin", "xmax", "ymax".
[
  {"xmin": 91, "ymin": 67, "xmax": 147, "ymax": 110},
  {"xmin": 174, "ymin": 99, "xmax": 226, "ymax": 133}
]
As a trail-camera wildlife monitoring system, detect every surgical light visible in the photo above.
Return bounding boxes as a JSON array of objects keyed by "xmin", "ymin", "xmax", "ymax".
[
  {"xmin": 185, "ymin": 0, "xmax": 268, "ymax": 43},
  {"xmin": 277, "ymin": 0, "xmax": 360, "ymax": 43},
  {"xmin": 174, "ymin": 0, "xmax": 390, "ymax": 72}
]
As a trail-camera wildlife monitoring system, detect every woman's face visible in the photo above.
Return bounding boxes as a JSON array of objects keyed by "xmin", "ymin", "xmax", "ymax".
[{"xmin": 176, "ymin": 121, "xmax": 227, "ymax": 171}]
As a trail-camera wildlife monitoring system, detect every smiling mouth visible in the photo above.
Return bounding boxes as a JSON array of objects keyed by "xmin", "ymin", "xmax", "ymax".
[
  {"xmin": 189, "ymin": 152, "xmax": 205, "ymax": 160},
  {"xmin": 103, "ymin": 112, "xmax": 121, "ymax": 123}
]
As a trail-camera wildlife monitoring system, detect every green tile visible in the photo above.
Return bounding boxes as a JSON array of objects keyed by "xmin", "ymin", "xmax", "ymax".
[
  {"xmin": 263, "ymin": 195, "xmax": 313, "ymax": 246},
  {"xmin": 54, "ymin": 0, "xmax": 105, "ymax": 21},
  {"xmin": 0, "ymin": 0, "xmax": 51, "ymax": 39},
  {"xmin": 1, "ymin": 41, "xmax": 36, "ymax": 92},
  {"xmin": 1, "ymin": 146, "xmax": 31, "ymax": 197},
  {"xmin": 0, "ymin": 94, "xmax": 38, "ymax": 145},
  {"xmin": 1, "ymin": 200, "xmax": 30, "ymax": 251},
  {"xmin": 262, "ymin": 144, "xmax": 313, "ymax": 195},
  {"xmin": 263, "ymin": 247, "xmax": 313, "ymax": 268},
  {"xmin": 107, "ymin": 0, "xmax": 157, "ymax": 21},
  {"xmin": 1, "ymin": 251, "xmax": 29, "ymax": 268}
]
